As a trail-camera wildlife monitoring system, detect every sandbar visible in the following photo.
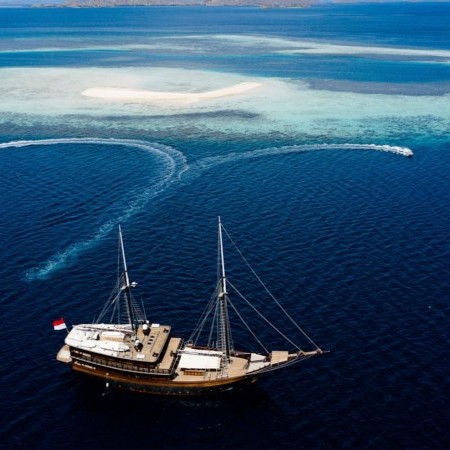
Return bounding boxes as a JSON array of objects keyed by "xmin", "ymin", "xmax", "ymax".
[{"xmin": 82, "ymin": 82, "xmax": 262, "ymax": 104}]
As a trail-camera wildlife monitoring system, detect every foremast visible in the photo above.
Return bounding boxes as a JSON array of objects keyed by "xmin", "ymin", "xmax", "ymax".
[
  {"xmin": 217, "ymin": 217, "xmax": 233, "ymax": 369},
  {"xmin": 119, "ymin": 224, "xmax": 136, "ymax": 333}
]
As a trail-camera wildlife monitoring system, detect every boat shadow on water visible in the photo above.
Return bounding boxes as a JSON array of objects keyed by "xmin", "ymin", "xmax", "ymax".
[{"xmin": 70, "ymin": 371, "xmax": 289, "ymax": 446}]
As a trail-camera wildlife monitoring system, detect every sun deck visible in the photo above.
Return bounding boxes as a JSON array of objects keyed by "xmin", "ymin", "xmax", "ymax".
[{"xmin": 65, "ymin": 323, "xmax": 175, "ymax": 365}]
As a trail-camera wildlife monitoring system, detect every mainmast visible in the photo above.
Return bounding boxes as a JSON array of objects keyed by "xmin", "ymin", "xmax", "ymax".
[
  {"xmin": 217, "ymin": 217, "xmax": 232, "ymax": 363},
  {"xmin": 119, "ymin": 225, "xmax": 136, "ymax": 333}
]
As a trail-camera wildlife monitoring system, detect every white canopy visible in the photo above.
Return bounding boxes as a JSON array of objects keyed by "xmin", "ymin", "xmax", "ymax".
[{"xmin": 178, "ymin": 349, "xmax": 222, "ymax": 370}]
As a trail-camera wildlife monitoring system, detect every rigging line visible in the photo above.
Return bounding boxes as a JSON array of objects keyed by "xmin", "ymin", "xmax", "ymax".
[
  {"xmin": 208, "ymin": 300, "xmax": 220, "ymax": 348},
  {"xmin": 188, "ymin": 287, "xmax": 218, "ymax": 343},
  {"xmin": 98, "ymin": 239, "xmax": 124, "ymax": 323},
  {"xmin": 191, "ymin": 298, "xmax": 218, "ymax": 345},
  {"xmin": 140, "ymin": 296, "xmax": 147, "ymax": 322},
  {"xmin": 96, "ymin": 277, "xmax": 122, "ymax": 323},
  {"xmin": 193, "ymin": 286, "xmax": 218, "ymax": 329},
  {"xmin": 227, "ymin": 297, "xmax": 269, "ymax": 354},
  {"xmin": 104, "ymin": 285, "xmax": 120, "ymax": 322},
  {"xmin": 227, "ymin": 280, "xmax": 301, "ymax": 351},
  {"xmin": 110, "ymin": 293, "xmax": 120, "ymax": 323},
  {"xmin": 222, "ymin": 224, "xmax": 320, "ymax": 350}
]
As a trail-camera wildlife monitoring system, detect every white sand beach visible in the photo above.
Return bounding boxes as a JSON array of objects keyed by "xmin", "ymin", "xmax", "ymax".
[{"xmin": 81, "ymin": 82, "xmax": 262, "ymax": 104}]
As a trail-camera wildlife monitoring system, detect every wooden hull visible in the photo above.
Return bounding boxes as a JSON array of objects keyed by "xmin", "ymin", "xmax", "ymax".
[{"xmin": 71, "ymin": 360, "xmax": 260, "ymax": 396}]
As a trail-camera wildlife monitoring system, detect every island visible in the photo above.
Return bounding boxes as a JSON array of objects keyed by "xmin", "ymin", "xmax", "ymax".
[
  {"xmin": 65, "ymin": 0, "xmax": 312, "ymax": 6},
  {"xmin": 1, "ymin": 0, "xmax": 314, "ymax": 8}
]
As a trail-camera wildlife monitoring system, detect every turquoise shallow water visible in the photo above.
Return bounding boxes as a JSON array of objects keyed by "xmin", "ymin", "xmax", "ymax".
[{"xmin": 1, "ymin": 4, "xmax": 450, "ymax": 449}]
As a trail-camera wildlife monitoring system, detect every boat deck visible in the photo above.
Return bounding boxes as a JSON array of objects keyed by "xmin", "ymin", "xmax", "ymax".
[
  {"xmin": 134, "ymin": 324, "xmax": 172, "ymax": 363},
  {"xmin": 61, "ymin": 323, "xmax": 311, "ymax": 385},
  {"xmin": 174, "ymin": 354, "xmax": 249, "ymax": 382},
  {"xmin": 65, "ymin": 323, "xmax": 178, "ymax": 366},
  {"xmin": 159, "ymin": 337, "xmax": 182, "ymax": 370}
]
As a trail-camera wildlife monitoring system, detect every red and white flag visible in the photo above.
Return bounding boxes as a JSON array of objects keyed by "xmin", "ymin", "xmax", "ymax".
[{"xmin": 53, "ymin": 318, "xmax": 67, "ymax": 331}]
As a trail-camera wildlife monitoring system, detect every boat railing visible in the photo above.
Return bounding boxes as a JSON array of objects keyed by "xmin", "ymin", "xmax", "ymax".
[{"xmin": 72, "ymin": 349, "xmax": 173, "ymax": 376}]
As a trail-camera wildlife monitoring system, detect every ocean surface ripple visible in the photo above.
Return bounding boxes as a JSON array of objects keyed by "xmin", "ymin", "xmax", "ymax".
[
  {"xmin": 1, "ymin": 138, "xmax": 413, "ymax": 281},
  {"xmin": 1, "ymin": 138, "xmax": 187, "ymax": 281},
  {"xmin": 1, "ymin": 4, "xmax": 449, "ymax": 449}
]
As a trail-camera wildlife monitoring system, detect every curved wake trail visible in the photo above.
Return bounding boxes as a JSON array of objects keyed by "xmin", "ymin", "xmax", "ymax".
[
  {"xmin": 1, "ymin": 138, "xmax": 412, "ymax": 281},
  {"xmin": 194, "ymin": 143, "xmax": 413, "ymax": 173},
  {"xmin": 0, "ymin": 138, "xmax": 187, "ymax": 281}
]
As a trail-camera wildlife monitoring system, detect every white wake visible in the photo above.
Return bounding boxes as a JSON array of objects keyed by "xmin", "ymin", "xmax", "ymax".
[
  {"xmin": 1, "ymin": 138, "xmax": 412, "ymax": 281},
  {"xmin": 194, "ymin": 143, "xmax": 413, "ymax": 173},
  {"xmin": 1, "ymin": 138, "xmax": 187, "ymax": 281}
]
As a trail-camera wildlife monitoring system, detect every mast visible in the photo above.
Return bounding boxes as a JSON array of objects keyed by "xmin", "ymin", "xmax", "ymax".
[
  {"xmin": 217, "ymin": 217, "xmax": 232, "ymax": 363},
  {"xmin": 119, "ymin": 225, "xmax": 136, "ymax": 333}
]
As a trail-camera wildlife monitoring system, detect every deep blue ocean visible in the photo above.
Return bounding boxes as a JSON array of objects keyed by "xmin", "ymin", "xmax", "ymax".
[{"xmin": 1, "ymin": 3, "xmax": 450, "ymax": 449}]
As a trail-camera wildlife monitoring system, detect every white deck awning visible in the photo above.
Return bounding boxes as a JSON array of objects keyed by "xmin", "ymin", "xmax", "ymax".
[{"xmin": 178, "ymin": 349, "xmax": 222, "ymax": 370}]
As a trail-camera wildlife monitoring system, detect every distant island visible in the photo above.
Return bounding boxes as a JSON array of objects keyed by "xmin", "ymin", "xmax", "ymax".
[
  {"xmin": 62, "ymin": 0, "xmax": 314, "ymax": 8},
  {"xmin": 61, "ymin": 0, "xmax": 312, "ymax": 6},
  {"xmin": 0, "ymin": 0, "xmax": 448, "ymax": 8},
  {"xmin": 0, "ymin": 0, "xmax": 316, "ymax": 7}
]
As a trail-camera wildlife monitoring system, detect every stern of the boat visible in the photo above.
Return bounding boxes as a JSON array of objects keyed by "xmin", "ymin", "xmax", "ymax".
[{"xmin": 56, "ymin": 344, "xmax": 72, "ymax": 364}]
